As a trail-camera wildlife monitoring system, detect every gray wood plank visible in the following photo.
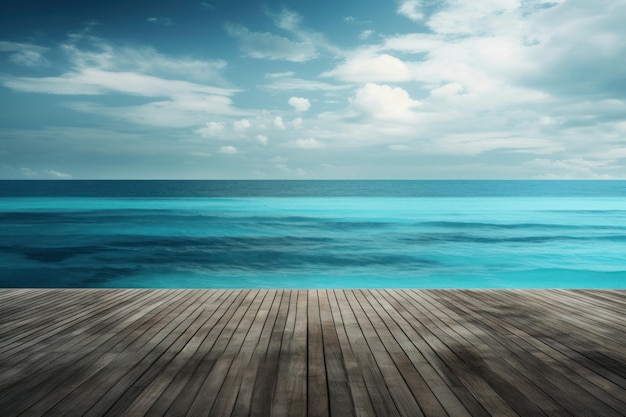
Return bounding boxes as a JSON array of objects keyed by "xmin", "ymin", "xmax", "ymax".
[
  {"xmin": 326, "ymin": 289, "xmax": 376, "ymax": 417},
  {"xmin": 307, "ymin": 289, "xmax": 329, "ymax": 417},
  {"xmin": 0, "ymin": 289, "xmax": 623, "ymax": 417}
]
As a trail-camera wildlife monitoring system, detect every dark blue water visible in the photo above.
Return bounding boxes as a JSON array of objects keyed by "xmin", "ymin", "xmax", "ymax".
[
  {"xmin": 1, "ymin": 180, "xmax": 625, "ymax": 288},
  {"xmin": 2, "ymin": 180, "xmax": 626, "ymax": 197}
]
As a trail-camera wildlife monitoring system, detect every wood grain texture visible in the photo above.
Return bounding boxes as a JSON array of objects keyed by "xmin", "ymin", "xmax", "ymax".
[{"xmin": 0, "ymin": 289, "xmax": 624, "ymax": 417}]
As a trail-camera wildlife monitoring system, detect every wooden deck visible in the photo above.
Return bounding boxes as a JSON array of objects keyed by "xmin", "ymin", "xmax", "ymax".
[{"xmin": 0, "ymin": 289, "xmax": 624, "ymax": 417}]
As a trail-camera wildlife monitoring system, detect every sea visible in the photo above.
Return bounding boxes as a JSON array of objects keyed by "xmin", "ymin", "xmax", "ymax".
[{"xmin": 1, "ymin": 180, "xmax": 625, "ymax": 289}]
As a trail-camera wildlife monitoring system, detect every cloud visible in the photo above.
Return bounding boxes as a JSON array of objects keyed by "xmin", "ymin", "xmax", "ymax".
[
  {"xmin": 262, "ymin": 76, "xmax": 349, "ymax": 92},
  {"xmin": 522, "ymin": 158, "xmax": 618, "ymax": 179},
  {"xmin": 61, "ymin": 37, "xmax": 227, "ymax": 83},
  {"xmin": 233, "ymin": 118, "xmax": 251, "ymax": 132},
  {"xmin": 343, "ymin": 16, "xmax": 372, "ymax": 24},
  {"xmin": 2, "ymin": 2, "xmax": 625, "ymax": 179},
  {"xmin": 47, "ymin": 170, "xmax": 72, "ymax": 179},
  {"xmin": 288, "ymin": 97, "xmax": 310, "ymax": 112},
  {"xmin": 519, "ymin": 1, "xmax": 626, "ymax": 99},
  {"xmin": 360, "ymin": 30, "xmax": 374, "ymax": 40},
  {"xmin": 350, "ymin": 83, "xmax": 421, "ymax": 121},
  {"xmin": 10, "ymin": 50, "xmax": 48, "ymax": 67},
  {"xmin": 17, "ymin": 167, "xmax": 71, "ymax": 178},
  {"xmin": 266, "ymin": 71, "xmax": 295, "ymax": 78},
  {"xmin": 289, "ymin": 138, "xmax": 324, "ymax": 149},
  {"xmin": 379, "ymin": 34, "xmax": 443, "ymax": 54},
  {"xmin": 0, "ymin": 41, "xmax": 47, "ymax": 52},
  {"xmin": 389, "ymin": 144, "xmax": 411, "ymax": 151},
  {"xmin": 426, "ymin": 0, "xmax": 520, "ymax": 36},
  {"xmin": 225, "ymin": 23, "xmax": 317, "ymax": 62},
  {"xmin": 323, "ymin": 54, "xmax": 412, "ymax": 83},
  {"xmin": 273, "ymin": 116, "xmax": 286, "ymax": 129},
  {"xmin": 194, "ymin": 122, "xmax": 225, "ymax": 138},
  {"xmin": 199, "ymin": 1, "xmax": 215, "ymax": 10},
  {"xmin": 272, "ymin": 9, "xmax": 341, "ymax": 56},
  {"xmin": 398, "ymin": 1, "xmax": 424, "ymax": 22},
  {"xmin": 290, "ymin": 117, "xmax": 303, "ymax": 128},
  {"xmin": 3, "ymin": 68, "xmax": 234, "ymax": 97},
  {"xmin": 20, "ymin": 167, "xmax": 36, "ymax": 177},
  {"xmin": 0, "ymin": 41, "xmax": 49, "ymax": 68},
  {"xmin": 429, "ymin": 83, "xmax": 465, "ymax": 100},
  {"xmin": 1, "ymin": 39, "xmax": 244, "ymax": 128},
  {"xmin": 147, "ymin": 17, "xmax": 173, "ymax": 26},
  {"xmin": 219, "ymin": 145, "xmax": 238, "ymax": 154}
]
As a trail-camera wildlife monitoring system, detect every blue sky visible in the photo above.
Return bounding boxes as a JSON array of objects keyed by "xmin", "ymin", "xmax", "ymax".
[{"xmin": 1, "ymin": 0, "xmax": 625, "ymax": 179}]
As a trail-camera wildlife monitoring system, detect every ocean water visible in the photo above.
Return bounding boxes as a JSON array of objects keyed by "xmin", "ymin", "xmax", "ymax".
[{"xmin": 1, "ymin": 180, "xmax": 625, "ymax": 289}]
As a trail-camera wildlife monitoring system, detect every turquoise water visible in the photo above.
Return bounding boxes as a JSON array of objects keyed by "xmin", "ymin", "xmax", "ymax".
[{"xmin": 1, "ymin": 180, "xmax": 625, "ymax": 288}]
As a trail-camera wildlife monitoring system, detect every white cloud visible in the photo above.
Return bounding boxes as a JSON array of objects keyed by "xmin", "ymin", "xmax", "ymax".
[
  {"xmin": 273, "ymin": 9, "xmax": 342, "ymax": 56},
  {"xmin": 47, "ymin": 170, "xmax": 72, "ymax": 179},
  {"xmin": 219, "ymin": 145, "xmax": 238, "ymax": 154},
  {"xmin": 233, "ymin": 118, "xmax": 251, "ymax": 132},
  {"xmin": 194, "ymin": 122, "xmax": 225, "ymax": 138},
  {"xmin": 273, "ymin": 116, "xmax": 286, "ymax": 129},
  {"xmin": 266, "ymin": 71, "xmax": 295, "ymax": 78},
  {"xmin": 360, "ymin": 30, "xmax": 374, "ymax": 40},
  {"xmin": 263, "ymin": 76, "xmax": 349, "ymax": 92},
  {"xmin": 0, "ymin": 41, "xmax": 49, "ymax": 68},
  {"xmin": 2, "ymin": 2, "xmax": 625, "ymax": 179},
  {"xmin": 147, "ymin": 17, "xmax": 173, "ymax": 26},
  {"xmin": 9, "ymin": 50, "xmax": 48, "ymax": 67},
  {"xmin": 61, "ymin": 38, "xmax": 227, "ymax": 83},
  {"xmin": 20, "ymin": 167, "xmax": 36, "ymax": 177},
  {"xmin": 3, "ymin": 67, "xmax": 234, "ymax": 97},
  {"xmin": 199, "ymin": 2, "xmax": 215, "ymax": 10},
  {"xmin": 289, "ymin": 138, "xmax": 324, "ymax": 149},
  {"xmin": 17, "ymin": 167, "xmax": 71, "ymax": 178},
  {"xmin": 350, "ymin": 83, "xmax": 421, "ymax": 122},
  {"xmin": 389, "ymin": 144, "xmax": 411, "ymax": 151},
  {"xmin": 427, "ymin": 0, "xmax": 520, "ymax": 36},
  {"xmin": 1, "ymin": 39, "xmax": 243, "ymax": 128},
  {"xmin": 379, "ymin": 34, "xmax": 443, "ymax": 54},
  {"xmin": 0, "ymin": 41, "xmax": 47, "ymax": 52},
  {"xmin": 398, "ymin": 1, "xmax": 424, "ymax": 22},
  {"xmin": 539, "ymin": 116, "xmax": 557, "ymax": 126},
  {"xmin": 225, "ymin": 23, "xmax": 317, "ymax": 62},
  {"xmin": 288, "ymin": 97, "xmax": 311, "ymax": 112},
  {"xmin": 323, "ymin": 54, "xmax": 412, "ymax": 83},
  {"xmin": 433, "ymin": 132, "xmax": 555, "ymax": 156},
  {"xmin": 66, "ymin": 93, "xmax": 242, "ymax": 128},
  {"xmin": 430, "ymin": 83, "xmax": 465, "ymax": 100},
  {"xmin": 522, "ymin": 158, "xmax": 618, "ymax": 179},
  {"xmin": 290, "ymin": 117, "xmax": 303, "ymax": 128},
  {"xmin": 343, "ymin": 16, "xmax": 372, "ymax": 24}
]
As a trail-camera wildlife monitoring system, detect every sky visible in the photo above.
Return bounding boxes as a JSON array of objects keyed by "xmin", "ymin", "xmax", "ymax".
[{"xmin": 1, "ymin": 0, "xmax": 625, "ymax": 179}]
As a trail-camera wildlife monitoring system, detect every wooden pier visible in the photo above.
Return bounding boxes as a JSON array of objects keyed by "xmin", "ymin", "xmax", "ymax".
[{"xmin": 0, "ymin": 289, "xmax": 624, "ymax": 416}]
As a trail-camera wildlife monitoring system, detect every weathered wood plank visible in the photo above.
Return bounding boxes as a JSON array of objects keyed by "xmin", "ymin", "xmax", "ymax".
[
  {"xmin": 0, "ymin": 289, "xmax": 623, "ymax": 417},
  {"xmin": 319, "ymin": 289, "xmax": 357, "ymax": 417},
  {"xmin": 326, "ymin": 289, "xmax": 376, "ymax": 417},
  {"xmin": 307, "ymin": 289, "xmax": 329, "ymax": 417},
  {"xmin": 207, "ymin": 290, "xmax": 274, "ymax": 417},
  {"xmin": 230, "ymin": 290, "xmax": 282, "ymax": 417},
  {"xmin": 337, "ymin": 289, "xmax": 402, "ymax": 417},
  {"xmin": 442, "ymin": 289, "xmax": 626, "ymax": 415},
  {"xmin": 396, "ymin": 290, "xmax": 520, "ymax": 417},
  {"xmin": 1, "ymin": 290, "xmax": 188, "ymax": 416},
  {"xmin": 250, "ymin": 290, "xmax": 290, "ymax": 417},
  {"xmin": 182, "ymin": 290, "xmax": 257, "ymax": 416},
  {"xmin": 149, "ymin": 290, "xmax": 244, "ymax": 417}
]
